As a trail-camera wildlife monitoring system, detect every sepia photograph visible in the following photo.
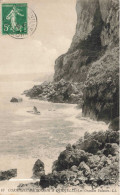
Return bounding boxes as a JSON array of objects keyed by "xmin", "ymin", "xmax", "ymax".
[{"xmin": 0, "ymin": 0, "xmax": 119, "ymax": 194}]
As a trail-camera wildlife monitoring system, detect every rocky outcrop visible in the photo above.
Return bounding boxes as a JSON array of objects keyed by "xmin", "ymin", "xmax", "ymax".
[
  {"xmin": 81, "ymin": 0, "xmax": 119, "ymax": 122},
  {"xmin": 54, "ymin": 0, "xmax": 119, "ymax": 82},
  {"xmin": 18, "ymin": 130, "xmax": 119, "ymax": 190},
  {"xmin": 53, "ymin": 0, "xmax": 119, "ymax": 123},
  {"xmin": 0, "ymin": 169, "xmax": 17, "ymax": 181},
  {"xmin": 10, "ymin": 97, "xmax": 23, "ymax": 103},
  {"xmin": 24, "ymin": 79, "xmax": 83, "ymax": 105},
  {"xmin": 24, "ymin": 0, "xmax": 119, "ymax": 122},
  {"xmin": 38, "ymin": 128, "xmax": 119, "ymax": 189},
  {"xmin": 82, "ymin": 47, "xmax": 119, "ymax": 122},
  {"xmin": 32, "ymin": 159, "xmax": 45, "ymax": 179}
]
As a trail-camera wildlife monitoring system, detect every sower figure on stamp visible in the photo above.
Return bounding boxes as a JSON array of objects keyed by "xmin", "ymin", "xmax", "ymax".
[{"xmin": 6, "ymin": 5, "xmax": 24, "ymax": 31}]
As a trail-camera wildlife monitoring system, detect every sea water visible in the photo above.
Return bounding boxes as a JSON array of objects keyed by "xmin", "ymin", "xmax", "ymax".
[{"xmin": 0, "ymin": 81, "xmax": 108, "ymax": 186}]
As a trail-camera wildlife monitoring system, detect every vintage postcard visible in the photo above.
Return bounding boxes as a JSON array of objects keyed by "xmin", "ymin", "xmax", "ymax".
[{"xmin": 0, "ymin": 0, "xmax": 119, "ymax": 195}]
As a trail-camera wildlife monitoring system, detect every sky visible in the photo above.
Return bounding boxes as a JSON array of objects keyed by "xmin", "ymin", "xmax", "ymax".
[{"xmin": 0, "ymin": 0, "xmax": 76, "ymax": 75}]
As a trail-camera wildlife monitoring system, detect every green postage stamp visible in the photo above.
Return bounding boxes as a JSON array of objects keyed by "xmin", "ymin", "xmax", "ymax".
[{"xmin": 2, "ymin": 3, "xmax": 27, "ymax": 35}]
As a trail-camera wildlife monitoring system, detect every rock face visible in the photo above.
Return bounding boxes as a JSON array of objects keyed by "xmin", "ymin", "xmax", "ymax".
[
  {"xmin": 0, "ymin": 169, "xmax": 17, "ymax": 181},
  {"xmin": 32, "ymin": 159, "xmax": 45, "ymax": 179},
  {"xmin": 54, "ymin": 0, "xmax": 119, "ymax": 82},
  {"xmin": 81, "ymin": 0, "xmax": 119, "ymax": 122},
  {"xmin": 24, "ymin": 1, "xmax": 119, "ymax": 122},
  {"xmin": 21, "ymin": 0, "xmax": 119, "ymax": 190},
  {"xmin": 53, "ymin": 0, "xmax": 119, "ymax": 122},
  {"xmin": 24, "ymin": 79, "xmax": 83, "ymax": 105},
  {"xmin": 82, "ymin": 47, "xmax": 119, "ymax": 122},
  {"xmin": 10, "ymin": 97, "xmax": 23, "ymax": 103}
]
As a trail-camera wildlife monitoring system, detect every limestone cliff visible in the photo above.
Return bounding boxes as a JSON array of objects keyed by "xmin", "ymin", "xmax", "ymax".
[
  {"xmin": 54, "ymin": 0, "xmax": 119, "ymax": 122},
  {"xmin": 24, "ymin": 0, "xmax": 119, "ymax": 121},
  {"xmin": 54, "ymin": 0, "xmax": 119, "ymax": 82},
  {"xmin": 83, "ymin": 47, "xmax": 119, "ymax": 122}
]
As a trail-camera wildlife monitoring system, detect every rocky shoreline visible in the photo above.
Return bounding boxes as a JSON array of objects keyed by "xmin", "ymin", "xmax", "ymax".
[
  {"xmin": 17, "ymin": 124, "xmax": 119, "ymax": 190},
  {"xmin": 21, "ymin": 76, "xmax": 119, "ymax": 189},
  {"xmin": 0, "ymin": 169, "xmax": 17, "ymax": 181},
  {"xmin": 23, "ymin": 79, "xmax": 83, "ymax": 106},
  {"xmin": 20, "ymin": 0, "xmax": 119, "ymax": 190}
]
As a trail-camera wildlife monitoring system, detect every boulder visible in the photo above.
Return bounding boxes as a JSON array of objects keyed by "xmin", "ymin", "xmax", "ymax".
[
  {"xmin": 103, "ymin": 143, "xmax": 119, "ymax": 156},
  {"xmin": 0, "ymin": 169, "xmax": 17, "ymax": 181},
  {"xmin": 10, "ymin": 97, "xmax": 23, "ymax": 103},
  {"xmin": 78, "ymin": 162, "xmax": 91, "ymax": 176},
  {"xmin": 70, "ymin": 165, "xmax": 78, "ymax": 172},
  {"xmin": 87, "ymin": 155, "xmax": 100, "ymax": 169},
  {"xmin": 66, "ymin": 144, "xmax": 73, "ymax": 151},
  {"xmin": 105, "ymin": 130, "xmax": 119, "ymax": 145},
  {"xmin": 72, "ymin": 180, "xmax": 80, "ymax": 186},
  {"xmin": 39, "ymin": 171, "xmax": 70, "ymax": 188},
  {"xmin": 32, "ymin": 159, "xmax": 45, "ymax": 179},
  {"xmin": 59, "ymin": 170, "xmax": 77, "ymax": 184},
  {"xmin": 76, "ymin": 175, "xmax": 87, "ymax": 184},
  {"xmin": 97, "ymin": 164, "xmax": 119, "ymax": 185},
  {"xmin": 79, "ymin": 138, "xmax": 101, "ymax": 154},
  {"xmin": 73, "ymin": 130, "xmax": 119, "ymax": 154},
  {"xmin": 77, "ymin": 171, "xmax": 83, "ymax": 177},
  {"xmin": 39, "ymin": 175, "xmax": 51, "ymax": 188},
  {"xmin": 53, "ymin": 149, "xmax": 88, "ymax": 171}
]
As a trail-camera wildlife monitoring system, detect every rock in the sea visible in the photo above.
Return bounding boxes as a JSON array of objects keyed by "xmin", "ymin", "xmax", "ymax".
[
  {"xmin": 10, "ymin": 97, "xmax": 23, "ymax": 103},
  {"xmin": 0, "ymin": 169, "xmax": 17, "ymax": 181},
  {"xmin": 32, "ymin": 159, "xmax": 45, "ymax": 179}
]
